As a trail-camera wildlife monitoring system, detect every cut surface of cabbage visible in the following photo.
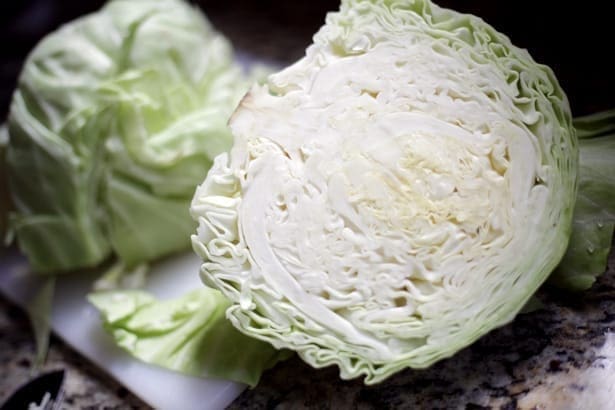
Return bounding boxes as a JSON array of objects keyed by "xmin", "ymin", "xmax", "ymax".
[{"xmin": 191, "ymin": 0, "xmax": 577, "ymax": 383}]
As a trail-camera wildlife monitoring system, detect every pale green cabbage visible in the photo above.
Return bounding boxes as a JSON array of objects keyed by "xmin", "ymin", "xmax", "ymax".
[
  {"xmin": 88, "ymin": 288, "xmax": 290, "ymax": 386},
  {"xmin": 191, "ymin": 0, "xmax": 578, "ymax": 383},
  {"xmin": 5, "ymin": 0, "xmax": 249, "ymax": 273}
]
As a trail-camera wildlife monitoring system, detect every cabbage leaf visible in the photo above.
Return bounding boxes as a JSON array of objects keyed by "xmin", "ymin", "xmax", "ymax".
[
  {"xmin": 89, "ymin": 288, "xmax": 291, "ymax": 387},
  {"xmin": 550, "ymin": 110, "xmax": 615, "ymax": 290}
]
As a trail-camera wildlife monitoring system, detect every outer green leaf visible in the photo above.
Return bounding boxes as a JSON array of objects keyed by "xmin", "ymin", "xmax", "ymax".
[
  {"xmin": 88, "ymin": 288, "xmax": 291, "ymax": 387},
  {"xmin": 550, "ymin": 111, "xmax": 615, "ymax": 290},
  {"xmin": 5, "ymin": 0, "xmax": 252, "ymax": 273}
]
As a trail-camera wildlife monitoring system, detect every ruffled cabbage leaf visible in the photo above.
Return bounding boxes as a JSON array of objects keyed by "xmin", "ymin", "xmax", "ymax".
[
  {"xmin": 89, "ymin": 288, "xmax": 291, "ymax": 387},
  {"xmin": 191, "ymin": 0, "xmax": 578, "ymax": 383}
]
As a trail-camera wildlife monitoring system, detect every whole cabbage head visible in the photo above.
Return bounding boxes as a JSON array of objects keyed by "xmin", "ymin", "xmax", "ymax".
[
  {"xmin": 191, "ymin": 0, "xmax": 578, "ymax": 383},
  {"xmin": 6, "ymin": 0, "xmax": 250, "ymax": 272}
]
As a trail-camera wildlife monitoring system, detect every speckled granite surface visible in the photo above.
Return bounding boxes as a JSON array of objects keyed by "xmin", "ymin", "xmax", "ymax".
[
  {"xmin": 1, "ymin": 1, "xmax": 615, "ymax": 409},
  {"xmin": 0, "ymin": 298, "xmax": 148, "ymax": 409}
]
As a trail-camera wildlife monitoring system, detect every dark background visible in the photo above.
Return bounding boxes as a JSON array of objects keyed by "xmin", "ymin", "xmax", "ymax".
[{"xmin": 0, "ymin": 0, "xmax": 613, "ymax": 118}]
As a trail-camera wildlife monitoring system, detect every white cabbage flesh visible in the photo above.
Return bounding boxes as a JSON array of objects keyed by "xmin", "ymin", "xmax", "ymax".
[{"xmin": 191, "ymin": 0, "xmax": 577, "ymax": 383}]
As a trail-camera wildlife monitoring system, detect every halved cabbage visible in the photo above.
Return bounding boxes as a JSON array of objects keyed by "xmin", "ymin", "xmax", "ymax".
[
  {"xmin": 5, "ymin": 0, "xmax": 249, "ymax": 272},
  {"xmin": 191, "ymin": 0, "xmax": 577, "ymax": 383}
]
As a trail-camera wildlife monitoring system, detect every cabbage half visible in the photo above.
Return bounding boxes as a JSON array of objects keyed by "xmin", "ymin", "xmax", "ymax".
[
  {"xmin": 5, "ymin": 0, "xmax": 249, "ymax": 272},
  {"xmin": 191, "ymin": 0, "xmax": 577, "ymax": 383}
]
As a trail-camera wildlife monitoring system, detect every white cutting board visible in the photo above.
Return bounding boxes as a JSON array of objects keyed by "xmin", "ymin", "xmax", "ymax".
[{"xmin": 0, "ymin": 249, "xmax": 246, "ymax": 410}]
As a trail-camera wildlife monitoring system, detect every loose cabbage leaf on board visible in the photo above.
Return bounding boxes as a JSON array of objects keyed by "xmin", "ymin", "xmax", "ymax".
[
  {"xmin": 550, "ymin": 110, "xmax": 615, "ymax": 290},
  {"xmin": 5, "ymin": 0, "xmax": 252, "ymax": 273},
  {"xmin": 191, "ymin": 0, "xmax": 578, "ymax": 384},
  {"xmin": 88, "ymin": 289, "xmax": 291, "ymax": 387}
]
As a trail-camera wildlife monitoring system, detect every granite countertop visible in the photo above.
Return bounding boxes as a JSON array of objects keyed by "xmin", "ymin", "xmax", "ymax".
[{"xmin": 1, "ymin": 1, "xmax": 615, "ymax": 409}]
